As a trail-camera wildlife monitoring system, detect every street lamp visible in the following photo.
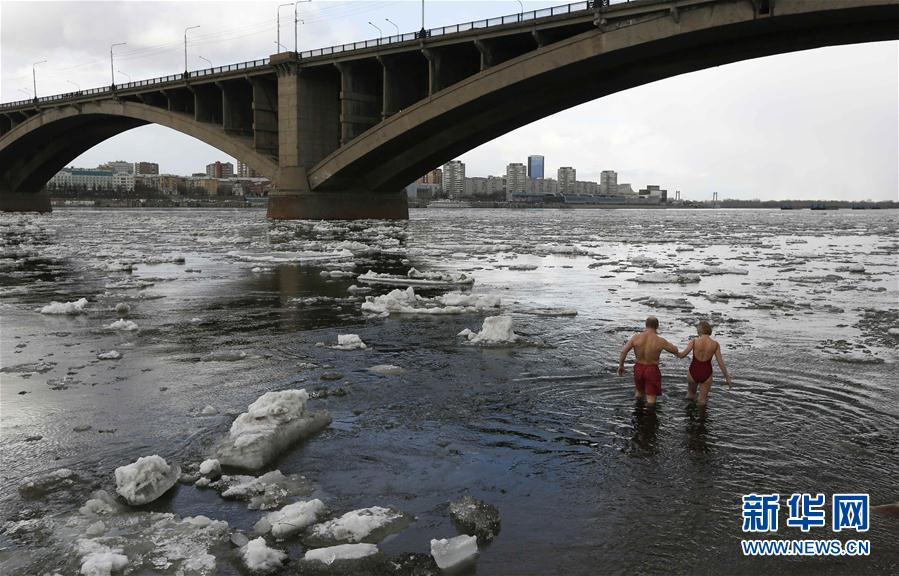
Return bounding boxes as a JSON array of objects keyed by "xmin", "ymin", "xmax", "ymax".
[
  {"xmin": 67, "ymin": 80, "xmax": 80, "ymax": 92},
  {"xmin": 294, "ymin": 0, "xmax": 311, "ymax": 53},
  {"xmin": 32, "ymin": 59, "xmax": 47, "ymax": 99},
  {"xmin": 277, "ymin": 3, "xmax": 292, "ymax": 53},
  {"xmin": 118, "ymin": 70, "xmax": 131, "ymax": 83},
  {"xmin": 18, "ymin": 88, "xmax": 33, "ymax": 99},
  {"xmin": 198, "ymin": 55, "xmax": 212, "ymax": 68},
  {"xmin": 516, "ymin": 0, "xmax": 523, "ymax": 12},
  {"xmin": 368, "ymin": 21, "xmax": 382, "ymax": 38},
  {"xmin": 184, "ymin": 25, "xmax": 200, "ymax": 73},
  {"xmin": 385, "ymin": 18, "xmax": 399, "ymax": 36},
  {"xmin": 110, "ymin": 42, "xmax": 126, "ymax": 87},
  {"xmin": 420, "ymin": 0, "xmax": 425, "ymax": 35}
]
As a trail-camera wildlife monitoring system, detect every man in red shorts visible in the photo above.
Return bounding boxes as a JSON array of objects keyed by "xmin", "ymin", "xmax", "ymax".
[{"xmin": 617, "ymin": 316, "xmax": 679, "ymax": 406}]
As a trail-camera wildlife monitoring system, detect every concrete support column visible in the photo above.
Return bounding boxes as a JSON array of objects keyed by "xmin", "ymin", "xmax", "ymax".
[
  {"xmin": 423, "ymin": 48, "xmax": 441, "ymax": 95},
  {"xmin": 219, "ymin": 80, "xmax": 253, "ymax": 134},
  {"xmin": 250, "ymin": 78, "xmax": 278, "ymax": 158},
  {"xmin": 335, "ymin": 61, "xmax": 383, "ymax": 145}
]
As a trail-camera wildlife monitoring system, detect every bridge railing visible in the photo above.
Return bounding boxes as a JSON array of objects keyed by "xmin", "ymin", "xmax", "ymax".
[{"xmin": 0, "ymin": 0, "xmax": 607, "ymax": 111}]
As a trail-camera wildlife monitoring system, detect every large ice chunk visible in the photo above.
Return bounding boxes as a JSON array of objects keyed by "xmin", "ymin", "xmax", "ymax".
[
  {"xmin": 77, "ymin": 539, "xmax": 128, "ymax": 576},
  {"xmin": 361, "ymin": 287, "xmax": 500, "ymax": 316},
  {"xmin": 332, "ymin": 334, "xmax": 367, "ymax": 350},
  {"xmin": 304, "ymin": 543, "xmax": 379, "ymax": 565},
  {"xmin": 358, "ymin": 268, "xmax": 474, "ymax": 287},
  {"xmin": 39, "ymin": 297, "xmax": 89, "ymax": 315},
  {"xmin": 459, "ymin": 315, "xmax": 518, "ymax": 344},
  {"xmin": 430, "ymin": 534, "xmax": 478, "ymax": 570},
  {"xmin": 114, "ymin": 455, "xmax": 180, "ymax": 505},
  {"xmin": 217, "ymin": 389, "xmax": 331, "ymax": 470},
  {"xmin": 255, "ymin": 499, "xmax": 326, "ymax": 537},
  {"xmin": 242, "ymin": 537, "xmax": 286, "ymax": 572},
  {"xmin": 305, "ymin": 506, "xmax": 411, "ymax": 546},
  {"xmin": 209, "ymin": 470, "xmax": 311, "ymax": 510}
]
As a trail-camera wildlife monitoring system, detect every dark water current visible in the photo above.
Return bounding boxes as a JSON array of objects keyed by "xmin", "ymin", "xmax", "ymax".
[{"xmin": 0, "ymin": 207, "xmax": 896, "ymax": 575}]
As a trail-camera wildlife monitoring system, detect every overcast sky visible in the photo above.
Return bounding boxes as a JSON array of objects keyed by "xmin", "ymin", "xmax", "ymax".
[{"xmin": 2, "ymin": 0, "xmax": 896, "ymax": 201}]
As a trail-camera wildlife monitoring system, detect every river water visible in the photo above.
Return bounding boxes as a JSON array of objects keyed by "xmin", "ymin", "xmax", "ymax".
[{"xmin": 0, "ymin": 207, "xmax": 896, "ymax": 575}]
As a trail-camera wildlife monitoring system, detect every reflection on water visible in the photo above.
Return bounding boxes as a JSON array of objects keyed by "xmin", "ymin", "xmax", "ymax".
[{"xmin": 0, "ymin": 207, "xmax": 897, "ymax": 575}]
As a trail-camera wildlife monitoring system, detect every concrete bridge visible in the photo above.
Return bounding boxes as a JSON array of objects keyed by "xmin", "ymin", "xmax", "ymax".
[{"xmin": 1, "ymin": 0, "xmax": 897, "ymax": 219}]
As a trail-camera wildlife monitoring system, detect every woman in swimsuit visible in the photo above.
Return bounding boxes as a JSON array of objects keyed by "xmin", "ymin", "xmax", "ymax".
[{"xmin": 678, "ymin": 320, "xmax": 732, "ymax": 406}]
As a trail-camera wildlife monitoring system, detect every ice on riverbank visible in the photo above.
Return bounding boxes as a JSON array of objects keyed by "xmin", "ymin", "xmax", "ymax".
[
  {"xmin": 361, "ymin": 287, "xmax": 500, "ymax": 316},
  {"xmin": 459, "ymin": 315, "xmax": 518, "ymax": 344},
  {"xmin": 305, "ymin": 506, "xmax": 411, "ymax": 546},
  {"xmin": 430, "ymin": 534, "xmax": 478, "ymax": 570},
  {"xmin": 255, "ymin": 499, "xmax": 326, "ymax": 538},
  {"xmin": 217, "ymin": 389, "xmax": 331, "ymax": 470},
  {"xmin": 39, "ymin": 297, "xmax": 88, "ymax": 315},
  {"xmin": 332, "ymin": 334, "xmax": 367, "ymax": 350},
  {"xmin": 105, "ymin": 319, "xmax": 138, "ymax": 331},
  {"xmin": 304, "ymin": 543, "xmax": 379, "ymax": 565},
  {"xmin": 358, "ymin": 267, "xmax": 474, "ymax": 288},
  {"xmin": 67, "ymin": 491, "xmax": 230, "ymax": 576},
  {"xmin": 242, "ymin": 537, "xmax": 286, "ymax": 572},
  {"xmin": 114, "ymin": 455, "xmax": 180, "ymax": 505}
]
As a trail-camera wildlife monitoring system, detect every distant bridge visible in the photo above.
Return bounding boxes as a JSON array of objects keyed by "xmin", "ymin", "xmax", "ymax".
[{"xmin": 1, "ymin": 0, "xmax": 897, "ymax": 219}]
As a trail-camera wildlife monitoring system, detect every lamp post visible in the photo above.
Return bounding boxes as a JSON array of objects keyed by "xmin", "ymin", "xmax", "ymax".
[
  {"xmin": 385, "ymin": 18, "xmax": 399, "ymax": 36},
  {"xmin": 368, "ymin": 21, "xmax": 382, "ymax": 38},
  {"xmin": 277, "ymin": 3, "xmax": 292, "ymax": 53},
  {"xmin": 294, "ymin": 0, "xmax": 311, "ymax": 53},
  {"xmin": 67, "ymin": 80, "xmax": 80, "ymax": 92},
  {"xmin": 198, "ymin": 55, "xmax": 212, "ymax": 68},
  {"xmin": 421, "ymin": 0, "xmax": 425, "ymax": 35},
  {"xmin": 110, "ymin": 42, "xmax": 126, "ymax": 87},
  {"xmin": 18, "ymin": 88, "xmax": 33, "ymax": 99},
  {"xmin": 32, "ymin": 59, "xmax": 47, "ymax": 99},
  {"xmin": 118, "ymin": 70, "xmax": 131, "ymax": 83},
  {"xmin": 516, "ymin": 0, "xmax": 523, "ymax": 12},
  {"xmin": 184, "ymin": 25, "xmax": 200, "ymax": 73}
]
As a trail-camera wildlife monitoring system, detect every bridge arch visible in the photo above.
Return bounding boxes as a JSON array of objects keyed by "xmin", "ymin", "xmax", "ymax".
[
  {"xmin": 308, "ymin": 0, "xmax": 899, "ymax": 194},
  {"xmin": 0, "ymin": 100, "xmax": 278, "ymax": 198}
]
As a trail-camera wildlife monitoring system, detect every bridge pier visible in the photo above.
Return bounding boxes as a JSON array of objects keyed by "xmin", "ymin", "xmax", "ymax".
[
  {"xmin": 0, "ymin": 192, "xmax": 51, "ymax": 213},
  {"xmin": 268, "ymin": 188, "xmax": 408, "ymax": 220}
]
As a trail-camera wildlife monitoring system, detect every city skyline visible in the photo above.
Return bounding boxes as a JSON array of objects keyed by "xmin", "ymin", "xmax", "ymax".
[{"xmin": 2, "ymin": 1, "xmax": 896, "ymax": 201}]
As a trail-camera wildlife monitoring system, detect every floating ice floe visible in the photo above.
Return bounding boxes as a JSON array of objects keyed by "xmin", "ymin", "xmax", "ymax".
[
  {"xmin": 304, "ymin": 543, "xmax": 379, "ymax": 565},
  {"xmin": 361, "ymin": 287, "xmax": 500, "ymax": 316},
  {"xmin": 367, "ymin": 364, "xmax": 405, "ymax": 376},
  {"xmin": 829, "ymin": 352, "xmax": 884, "ymax": 364},
  {"xmin": 18, "ymin": 468, "xmax": 77, "ymax": 499},
  {"xmin": 97, "ymin": 350, "xmax": 121, "ymax": 360},
  {"xmin": 114, "ymin": 302, "xmax": 130, "ymax": 315},
  {"xmin": 888, "ymin": 328, "xmax": 899, "ymax": 337},
  {"xmin": 508, "ymin": 263, "xmax": 539, "ymax": 271},
  {"xmin": 227, "ymin": 249, "xmax": 354, "ymax": 264},
  {"xmin": 346, "ymin": 284, "xmax": 372, "ymax": 294},
  {"xmin": 198, "ymin": 459, "xmax": 221, "ymax": 478},
  {"xmin": 332, "ymin": 334, "xmax": 367, "ymax": 350},
  {"xmin": 677, "ymin": 265, "xmax": 748, "ymax": 276},
  {"xmin": 459, "ymin": 315, "xmax": 518, "ymax": 344},
  {"xmin": 255, "ymin": 499, "xmax": 326, "ymax": 538},
  {"xmin": 39, "ymin": 297, "xmax": 89, "ymax": 315},
  {"xmin": 518, "ymin": 307, "xmax": 577, "ymax": 317},
  {"xmin": 114, "ymin": 455, "xmax": 180, "ymax": 506},
  {"xmin": 216, "ymin": 389, "xmax": 330, "ymax": 471},
  {"xmin": 534, "ymin": 243, "xmax": 584, "ymax": 255},
  {"xmin": 835, "ymin": 264, "xmax": 866, "ymax": 273},
  {"xmin": 209, "ymin": 470, "xmax": 310, "ymax": 510},
  {"xmin": 636, "ymin": 297, "xmax": 694, "ymax": 310},
  {"xmin": 358, "ymin": 268, "xmax": 474, "ymax": 287},
  {"xmin": 632, "ymin": 272, "xmax": 700, "ymax": 284},
  {"xmin": 628, "ymin": 256, "xmax": 658, "ymax": 266},
  {"xmin": 202, "ymin": 350, "xmax": 248, "ymax": 362},
  {"xmin": 430, "ymin": 534, "xmax": 478, "ymax": 570},
  {"xmin": 200, "ymin": 405, "xmax": 218, "ymax": 416},
  {"xmin": 242, "ymin": 537, "xmax": 286, "ymax": 572},
  {"xmin": 320, "ymin": 270, "xmax": 356, "ymax": 278},
  {"xmin": 305, "ymin": 506, "xmax": 411, "ymax": 546},
  {"xmin": 105, "ymin": 319, "xmax": 138, "ymax": 331},
  {"xmin": 77, "ymin": 539, "xmax": 129, "ymax": 576}
]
